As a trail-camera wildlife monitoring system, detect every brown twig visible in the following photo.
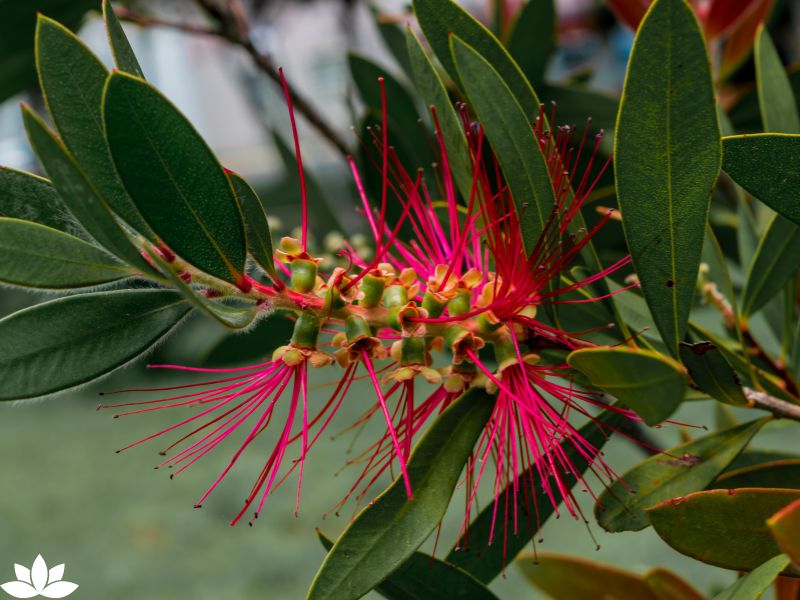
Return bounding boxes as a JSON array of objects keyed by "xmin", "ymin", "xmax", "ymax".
[
  {"xmin": 745, "ymin": 387, "xmax": 800, "ymax": 421},
  {"xmin": 742, "ymin": 328, "xmax": 800, "ymax": 397},
  {"xmin": 116, "ymin": 2, "xmax": 352, "ymax": 158}
]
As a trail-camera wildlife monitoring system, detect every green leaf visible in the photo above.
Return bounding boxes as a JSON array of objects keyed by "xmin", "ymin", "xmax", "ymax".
[
  {"xmin": 103, "ymin": 0, "xmax": 145, "ymax": 78},
  {"xmin": 406, "ymin": 28, "xmax": 473, "ymax": 202},
  {"xmin": 21, "ymin": 106, "xmax": 155, "ymax": 276},
  {"xmin": 711, "ymin": 459, "xmax": 800, "ymax": 490},
  {"xmin": 568, "ymin": 347, "xmax": 687, "ymax": 425},
  {"xmin": 446, "ymin": 410, "xmax": 624, "ymax": 582},
  {"xmin": 413, "ymin": 0, "xmax": 540, "ymax": 117},
  {"xmin": 0, "ymin": 217, "xmax": 131, "ymax": 289},
  {"xmin": 741, "ymin": 214, "xmax": 800, "ymax": 316},
  {"xmin": 755, "ymin": 26, "xmax": 800, "ymax": 134},
  {"xmin": 769, "ymin": 498, "xmax": 800, "ymax": 567},
  {"xmin": 103, "ymin": 71, "xmax": 247, "ymax": 285},
  {"xmin": 713, "ymin": 554, "xmax": 791, "ymax": 600},
  {"xmin": 451, "ymin": 36, "xmax": 554, "ymax": 250},
  {"xmin": 0, "ymin": 0, "xmax": 96, "ymax": 104},
  {"xmin": 0, "ymin": 167, "xmax": 75, "ymax": 233},
  {"xmin": 35, "ymin": 15, "xmax": 150, "ymax": 235},
  {"xmin": 728, "ymin": 450, "xmax": 800, "ymax": 472},
  {"xmin": 507, "ymin": 0, "xmax": 555, "ymax": 89},
  {"xmin": 228, "ymin": 172, "xmax": 277, "ymax": 282},
  {"xmin": 316, "ymin": 531, "xmax": 499, "ymax": 600},
  {"xmin": 0, "ymin": 289, "xmax": 190, "ymax": 400},
  {"xmin": 679, "ymin": 342, "xmax": 748, "ymax": 406},
  {"xmin": 722, "ymin": 134, "xmax": 800, "ymax": 227},
  {"xmin": 348, "ymin": 53, "xmax": 433, "ymax": 170},
  {"xmin": 595, "ymin": 418, "xmax": 768, "ymax": 532},
  {"xmin": 145, "ymin": 248, "xmax": 257, "ymax": 330},
  {"xmin": 647, "ymin": 488, "xmax": 800, "ymax": 572},
  {"xmin": 615, "ymin": 0, "xmax": 722, "ymax": 357},
  {"xmin": 516, "ymin": 552, "xmax": 659, "ymax": 600},
  {"xmin": 306, "ymin": 388, "xmax": 495, "ymax": 600}
]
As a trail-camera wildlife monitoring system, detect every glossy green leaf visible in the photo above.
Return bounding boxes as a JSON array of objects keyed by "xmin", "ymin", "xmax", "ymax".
[
  {"xmin": 711, "ymin": 459, "xmax": 800, "ymax": 490},
  {"xmin": 769, "ymin": 499, "xmax": 800, "ymax": 567},
  {"xmin": 0, "ymin": 289, "xmax": 190, "ymax": 400},
  {"xmin": 679, "ymin": 341, "xmax": 748, "ymax": 406},
  {"xmin": 451, "ymin": 36, "xmax": 554, "ymax": 250},
  {"xmin": 0, "ymin": 217, "xmax": 130, "ymax": 289},
  {"xmin": 517, "ymin": 552, "xmax": 658, "ymax": 600},
  {"xmin": 722, "ymin": 134, "xmax": 800, "ymax": 227},
  {"xmin": 35, "ymin": 15, "xmax": 150, "ymax": 234},
  {"xmin": 741, "ymin": 214, "xmax": 800, "ymax": 316},
  {"xmin": 316, "ymin": 531, "xmax": 499, "ymax": 600},
  {"xmin": 507, "ymin": 0, "xmax": 555, "ymax": 89},
  {"xmin": 643, "ymin": 568, "xmax": 707, "ymax": 600},
  {"xmin": 103, "ymin": 0, "xmax": 145, "ymax": 78},
  {"xmin": 0, "ymin": 0, "xmax": 96, "ymax": 103},
  {"xmin": 647, "ymin": 488, "xmax": 800, "ymax": 572},
  {"xmin": 228, "ymin": 172, "xmax": 277, "ymax": 282},
  {"xmin": 615, "ymin": 0, "xmax": 722, "ymax": 357},
  {"xmin": 0, "ymin": 167, "xmax": 75, "ymax": 233},
  {"xmin": 413, "ymin": 0, "xmax": 540, "ymax": 117},
  {"xmin": 145, "ymin": 248, "xmax": 257, "ymax": 330},
  {"xmin": 103, "ymin": 71, "xmax": 247, "ymax": 285},
  {"xmin": 728, "ymin": 450, "xmax": 800, "ymax": 472},
  {"xmin": 406, "ymin": 28, "xmax": 473, "ymax": 201},
  {"xmin": 21, "ymin": 106, "xmax": 155, "ymax": 276},
  {"xmin": 595, "ymin": 419, "xmax": 768, "ymax": 532},
  {"xmin": 755, "ymin": 26, "xmax": 800, "ymax": 134},
  {"xmin": 713, "ymin": 554, "xmax": 791, "ymax": 600},
  {"xmin": 446, "ymin": 411, "xmax": 624, "ymax": 582},
  {"xmin": 306, "ymin": 388, "xmax": 494, "ymax": 600},
  {"xmin": 568, "ymin": 347, "xmax": 686, "ymax": 425}
]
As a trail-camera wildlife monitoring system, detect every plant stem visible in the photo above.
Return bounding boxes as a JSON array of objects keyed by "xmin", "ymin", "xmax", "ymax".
[
  {"xmin": 115, "ymin": 3, "xmax": 351, "ymax": 158},
  {"xmin": 745, "ymin": 387, "xmax": 800, "ymax": 421}
]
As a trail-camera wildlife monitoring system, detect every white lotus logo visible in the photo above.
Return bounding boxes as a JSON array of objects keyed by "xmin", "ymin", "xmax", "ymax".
[{"xmin": 1, "ymin": 555, "xmax": 77, "ymax": 598}]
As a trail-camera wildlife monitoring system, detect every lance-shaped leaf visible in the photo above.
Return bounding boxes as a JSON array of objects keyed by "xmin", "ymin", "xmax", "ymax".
[
  {"xmin": 317, "ymin": 531, "xmax": 499, "ymax": 600},
  {"xmin": 306, "ymin": 388, "xmax": 495, "ymax": 600},
  {"xmin": 446, "ymin": 411, "xmax": 624, "ymax": 582},
  {"xmin": 615, "ymin": 0, "xmax": 721, "ymax": 357},
  {"xmin": 406, "ymin": 29, "xmax": 472, "ymax": 202},
  {"xmin": 516, "ymin": 552, "xmax": 660, "ymax": 600},
  {"xmin": 507, "ymin": 0, "xmax": 555, "ymax": 89},
  {"xmin": 145, "ymin": 248, "xmax": 257, "ymax": 330},
  {"xmin": 0, "ymin": 289, "xmax": 190, "ymax": 400},
  {"xmin": 103, "ymin": 71, "xmax": 247, "ymax": 286},
  {"xmin": 21, "ymin": 106, "xmax": 155, "ymax": 276},
  {"xmin": 228, "ymin": 172, "xmax": 277, "ymax": 282},
  {"xmin": 568, "ymin": 347, "xmax": 686, "ymax": 425},
  {"xmin": 711, "ymin": 459, "xmax": 800, "ymax": 490},
  {"xmin": 413, "ymin": 0, "xmax": 540, "ymax": 117},
  {"xmin": 769, "ymin": 499, "xmax": 800, "ymax": 566},
  {"xmin": 103, "ymin": 0, "xmax": 144, "ymax": 78},
  {"xmin": 451, "ymin": 36, "xmax": 554, "ymax": 251},
  {"xmin": 595, "ymin": 418, "xmax": 768, "ymax": 532},
  {"xmin": 35, "ymin": 15, "xmax": 150, "ymax": 234},
  {"xmin": 0, "ymin": 218, "xmax": 131, "ymax": 289},
  {"xmin": 678, "ymin": 342, "xmax": 748, "ymax": 406},
  {"xmin": 647, "ymin": 488, "xmax": 800, "ymax": 572},
  {"xmin": 0, "ymin": 167, "xmax": 75, "ymax": 233},
  {"xmin": 740, "ymin": 214, "xmax": 800, "ymax": 316},
  {"xmin": 755, "ymin": 25, "xmax": 800, "ymax": 134},
  {"xmin": 723, "ymin": 135, "xmax": 800, "ymax": 226},
  {"xmin": 713, "ymin": 554, "xmax": 790, "ymax": 600}
]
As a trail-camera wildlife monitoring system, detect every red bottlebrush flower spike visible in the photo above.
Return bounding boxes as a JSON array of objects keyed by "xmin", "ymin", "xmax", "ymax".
[{"xmin": 101, "ymin": 72, "xmax": 649, "ymax": 565}]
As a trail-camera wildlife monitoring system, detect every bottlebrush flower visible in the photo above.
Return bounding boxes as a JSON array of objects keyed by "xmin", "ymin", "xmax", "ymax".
[{"xmin": 101, "ymin": 72, "xmax": 643, "ymax": 553}]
